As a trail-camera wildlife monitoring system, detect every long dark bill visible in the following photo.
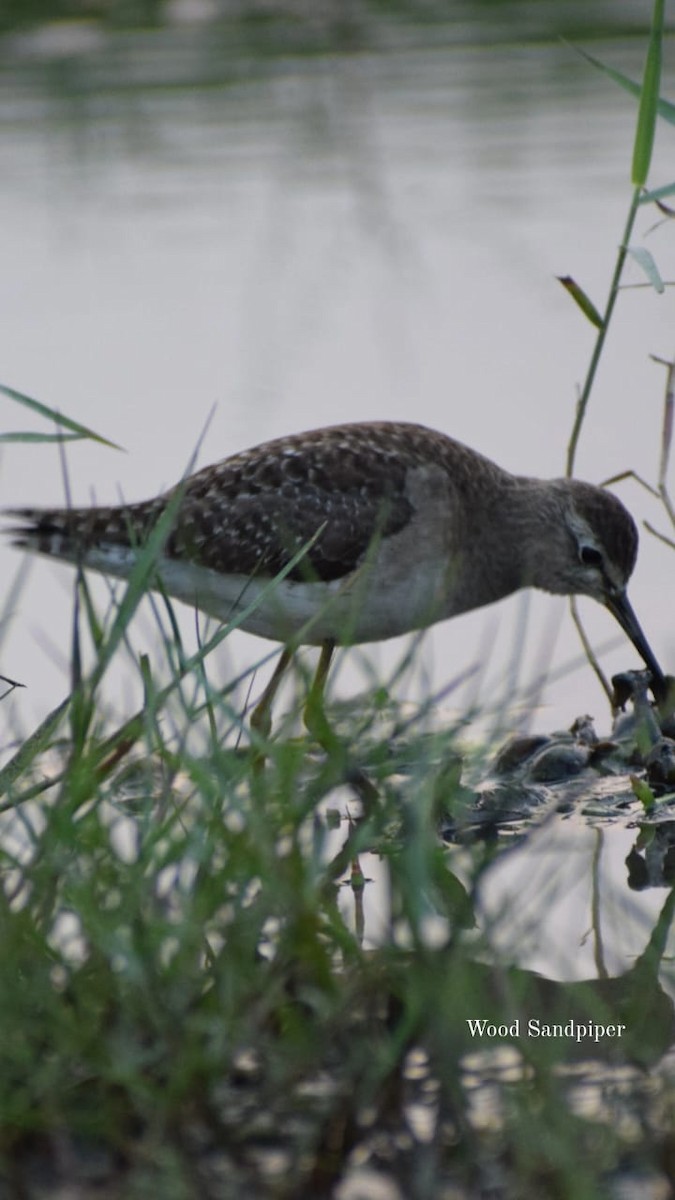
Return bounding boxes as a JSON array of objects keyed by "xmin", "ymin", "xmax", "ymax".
[{"xmin": 605, "ymin": 591, "xmax": 666, "ymax": 700}]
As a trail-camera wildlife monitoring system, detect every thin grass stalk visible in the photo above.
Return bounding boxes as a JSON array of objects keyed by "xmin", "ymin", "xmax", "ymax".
[{"xmin": 566, "ymin": 0, "xmax": 664, "ymax": 474}]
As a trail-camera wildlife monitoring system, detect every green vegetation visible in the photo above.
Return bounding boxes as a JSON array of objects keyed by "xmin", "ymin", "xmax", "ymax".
[
  {"xmin": 1, "ymin": 2, "xmax": 675, "ymax": 1197},
  {"xmin": 1, "ymin": 538, "xmax": 673, "ymax": 1196}
]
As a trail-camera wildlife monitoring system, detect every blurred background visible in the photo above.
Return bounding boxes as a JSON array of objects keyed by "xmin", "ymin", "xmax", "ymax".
[
  {"xmin": 0, "ymin": 0, "xmax": 674, "ymax": 1006},
  {"xmin": 1, "ymin": 0, "xmax": 674, "ymax": 746}
]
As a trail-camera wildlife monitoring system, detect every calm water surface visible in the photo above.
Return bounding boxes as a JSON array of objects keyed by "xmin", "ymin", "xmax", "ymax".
[{"xmin": 1, "ymin": 13, "xmax": 674, "ymax": 983}]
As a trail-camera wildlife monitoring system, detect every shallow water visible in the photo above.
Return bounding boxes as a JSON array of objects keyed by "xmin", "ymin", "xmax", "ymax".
[
  {"xmin": 1, "ymin": 12, "xmax": 674, "ymax": 737},
  {"xmin": 1, "ymin": 4, "xmax": 674, "ymax": 1015}
]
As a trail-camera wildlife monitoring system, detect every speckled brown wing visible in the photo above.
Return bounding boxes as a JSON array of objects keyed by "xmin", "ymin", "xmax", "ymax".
[
  {"xmin": 8, "ymin": 422, "xmax": 439, "ymax": 584},
  {"xmin": 165, "ymin": 422, "xmax": 422, "ymax": 582}
]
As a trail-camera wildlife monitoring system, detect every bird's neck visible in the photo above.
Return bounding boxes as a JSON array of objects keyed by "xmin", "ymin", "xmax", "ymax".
[{"xmin": 462, "ymin": 476, "xmax": 558, "ymax": 607}]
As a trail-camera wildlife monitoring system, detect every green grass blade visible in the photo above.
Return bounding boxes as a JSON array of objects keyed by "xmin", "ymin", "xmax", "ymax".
[
  {"xmin": 632, "ymin": 0, "xmax": 665, "ymax": 186},
  {"xmin": 638, "ymin": 180, "xmax": 675, "ymax": 204},
  {"xmin": 0, "ymin": 432, "xmax": 85, "ymax": 444},
  {"xmin": 557, "ymin": 275, "xmax": 604, "ymax": 330},
  {"xmin": 626, "ymin": 245, "xmax": 665, "ymax": 292},
  {"xmin": 572, "ymin": 45, "xmax": 675, "ymax": 126},
  {"xmin": 0, "ymin": 697, "xmax": 69, "ymax": 799},
  {"xmin": 568, "ymin": 0, "xmax": 666, "ymax": 187},
  {"xmin": 0, "ymin": 382, "xmax": 123, "ymax": 450}
]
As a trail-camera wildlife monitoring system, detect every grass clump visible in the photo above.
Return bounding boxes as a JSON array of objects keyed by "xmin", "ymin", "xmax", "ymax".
[
  {"xmin": 0, "ymin": 565, "xmax": 674, "ymax": 1199},
  {"xmin": 1, "ymin": 3, "xmax": 675, "ymax": 1195},
  {"xmin": 0, "ymin": 586, "xmax": 472, "ymax": 1196}
]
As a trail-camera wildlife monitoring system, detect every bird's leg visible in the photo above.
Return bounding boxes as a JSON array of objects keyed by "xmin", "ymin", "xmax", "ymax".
[
  {"xmin": 250, "ymin": 641, "xmax": 333, "ymax": 760},
  {"xmin": 304, "ymin": 640, "xmax": 379, "ymax": 810},
  {"xmin": 250, "ymin": 646, "xmax": 294, "ymax": 743},
  {"xmin": 252, "ymin": 641, "xmax": 378, "ymax": 811},
  {"xmin": 303, "ymin": 639, "xmax": 336, "ymax": 747}
]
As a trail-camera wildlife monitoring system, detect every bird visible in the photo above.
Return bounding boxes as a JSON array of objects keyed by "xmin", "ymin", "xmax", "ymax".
[{"xmin": 5, "ymin": 420, "xmax": 666, "ymax": 733}]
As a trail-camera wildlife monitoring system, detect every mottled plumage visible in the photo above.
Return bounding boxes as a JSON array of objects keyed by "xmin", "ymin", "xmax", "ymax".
[{"xmin": 5, "ymin": 421, "xmax": 664, "ymax": 693}]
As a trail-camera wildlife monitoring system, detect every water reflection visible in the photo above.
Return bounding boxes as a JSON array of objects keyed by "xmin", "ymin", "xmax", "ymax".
[{"xmin": 3, "ymin": 0, "xmax": 675, "ymax": 1028}]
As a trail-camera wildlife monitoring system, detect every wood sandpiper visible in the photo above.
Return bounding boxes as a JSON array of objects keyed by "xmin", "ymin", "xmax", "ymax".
[{"xmin": 6, "ymin": 421, "xmax": 667, "ymax": 729}]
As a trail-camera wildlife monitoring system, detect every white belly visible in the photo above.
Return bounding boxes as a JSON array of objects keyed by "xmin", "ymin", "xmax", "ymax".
[{"xmin": 155, "ymin": 554, "xmax": 454, "ymax": 645}]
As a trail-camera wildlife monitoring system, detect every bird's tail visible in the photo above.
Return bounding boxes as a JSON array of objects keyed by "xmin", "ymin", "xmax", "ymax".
[{"xmin": 3, "ymin": 504, "xmax": 155, "ymax": 567}]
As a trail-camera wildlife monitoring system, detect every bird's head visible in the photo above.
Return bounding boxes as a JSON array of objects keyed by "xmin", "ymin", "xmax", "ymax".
[{"xmin": 529, "ymin": 479, "xmax": 665, "ymax": 700}]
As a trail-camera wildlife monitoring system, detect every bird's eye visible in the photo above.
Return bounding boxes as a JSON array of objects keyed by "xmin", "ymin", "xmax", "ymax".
[{"xmin": 579, "ymin": 544, "xmax": 603, "ymax": 567}]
